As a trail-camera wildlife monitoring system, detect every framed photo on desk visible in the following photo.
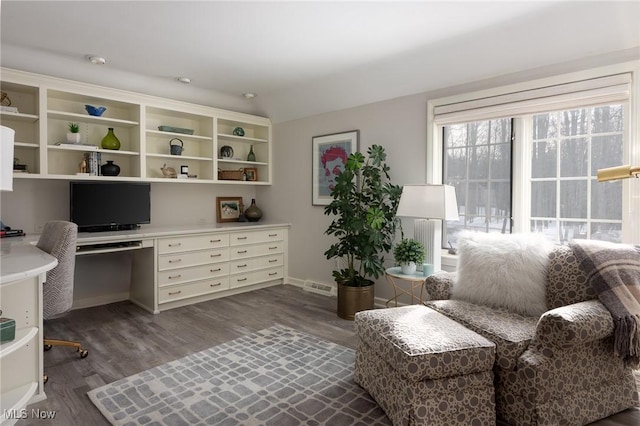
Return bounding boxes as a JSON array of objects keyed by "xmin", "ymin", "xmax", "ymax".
[{"xmin": 216, "ymin": 197, "xmax": 242, "ymax": 223}]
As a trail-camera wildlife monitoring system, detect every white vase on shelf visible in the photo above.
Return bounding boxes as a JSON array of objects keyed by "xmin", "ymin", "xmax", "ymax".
[{"xmin": 400, "ymin": 262, "xmax": 416, "ymax": 275}]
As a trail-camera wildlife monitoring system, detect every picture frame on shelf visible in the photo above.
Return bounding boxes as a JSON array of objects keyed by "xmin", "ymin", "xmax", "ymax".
[
  {"xmin": 244, "ymin": 167, "xmax": 258, "ymax": 182},
  {"xmin": 216, "ymin": 197, "xmax": 242, "ymax": 223},
  {"xmin": 312, "ymin": 130, "xmax": 359, "ymax": 206}
]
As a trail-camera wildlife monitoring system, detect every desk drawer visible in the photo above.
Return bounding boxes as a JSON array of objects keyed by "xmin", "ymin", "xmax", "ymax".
[
  {"xmin": 159, "ymin": 278, "xmax": 230, "ymax": 303},
  {"xmin": 158, "ymin": 233, "xmax": 229, "ymax": 254},
  {"xmin": 230, "ymin": 228, "xmax": 284, "ymax": 246},
  {"xmin": 158, "ymin": 248, "xmax": 229, "ymax": 271},
  {"xmin": 158, "ymin": 263, "xmax": 229, "ymax": 286},
  {"xmin": 230, "ymin": 267, "xmax": 284, "ymax": 289},
  {"xmin": 230, "ymin": 242, "xmax": 283, "ymax": 260},
  {"xmin": 229, "ymin": 254, "xmax": 283, "ymax": 274}
]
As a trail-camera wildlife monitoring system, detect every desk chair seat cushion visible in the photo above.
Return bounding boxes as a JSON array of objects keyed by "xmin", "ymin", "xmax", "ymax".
[{"xmin": 37, "ymin": 221, "xmax": 78, "ymax": 320}]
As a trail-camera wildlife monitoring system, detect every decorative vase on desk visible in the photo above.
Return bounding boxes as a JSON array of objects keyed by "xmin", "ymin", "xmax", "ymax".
[
  {"xmin": 101, "ymin": 160, "xmax": 120, "ymax": 176},
  {"xmin": 101, "ymin": 127, "xmax": 121, "ymax": 150},
  {"xmin": 244, "ymin": 198, "xmax": 262, "ymax": 222}
]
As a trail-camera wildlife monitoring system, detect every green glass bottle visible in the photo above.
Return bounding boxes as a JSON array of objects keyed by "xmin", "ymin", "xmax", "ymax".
[
  {"xmin": 101, "ymin": 127, "xmax": 121, "ymax": 150},
  {"xmin": 247, "ymin": 145, "xmax": 256, "ymax": 162}
]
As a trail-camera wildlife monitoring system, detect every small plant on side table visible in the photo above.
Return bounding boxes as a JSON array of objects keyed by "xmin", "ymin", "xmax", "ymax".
[{"xmin": 393, "ymin": 238, "xmax": 425, "ymax": 275}]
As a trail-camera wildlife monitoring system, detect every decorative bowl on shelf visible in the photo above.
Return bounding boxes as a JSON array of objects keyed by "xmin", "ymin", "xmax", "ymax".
[{"xmin": 85, "ymin": 105, "xmax": 107, "ymax": 116}]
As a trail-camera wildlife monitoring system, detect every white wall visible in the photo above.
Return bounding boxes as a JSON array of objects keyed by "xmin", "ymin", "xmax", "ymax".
[
  {"xmin": 259, "ymin": 93, "xmax": 432, "ymax": 303},
  {"xmin": 0, "ymin": 179, "xmax": 256, "ymax": 232}
]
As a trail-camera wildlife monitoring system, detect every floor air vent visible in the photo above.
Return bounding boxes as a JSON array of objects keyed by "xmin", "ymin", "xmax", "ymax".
[{"xmin": 303, "ymin": 280, "xmax": 336, "ymax": 297}]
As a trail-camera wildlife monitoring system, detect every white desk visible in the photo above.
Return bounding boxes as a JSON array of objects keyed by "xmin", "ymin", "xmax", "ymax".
[
  {"xmin": 0, "ymin": 240, "xmax": 57, "ymax": 425},
  {"xmin": 18, "ymin": 223, "xmax": 290, "ymax": 314}
]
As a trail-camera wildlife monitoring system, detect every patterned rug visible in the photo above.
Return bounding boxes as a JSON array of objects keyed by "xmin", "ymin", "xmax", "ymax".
[{"xmin": 88, "ymin": 325, "xmax": 390, "ymax": 425}]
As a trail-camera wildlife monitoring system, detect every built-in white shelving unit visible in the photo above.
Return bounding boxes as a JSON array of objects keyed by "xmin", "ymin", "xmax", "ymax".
[{"xmin": 0, "ymin": 68, "xmax": 272, "ymax": 185}]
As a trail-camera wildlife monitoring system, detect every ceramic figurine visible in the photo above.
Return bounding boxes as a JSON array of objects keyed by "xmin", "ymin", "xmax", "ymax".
[{"xmin": 161, "ymin": 163, "xmax": 177, "ymax": 178}]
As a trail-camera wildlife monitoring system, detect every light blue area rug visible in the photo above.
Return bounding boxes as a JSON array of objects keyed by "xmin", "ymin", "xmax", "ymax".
[{"xmin": 88, "ymin": 325, "xmax": 390, "ymax": 425}]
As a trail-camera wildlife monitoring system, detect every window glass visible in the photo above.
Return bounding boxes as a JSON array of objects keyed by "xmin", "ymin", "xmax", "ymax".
[{"xmin": 443, "ymin": 119, "xmax": 512, "ymax": 246}]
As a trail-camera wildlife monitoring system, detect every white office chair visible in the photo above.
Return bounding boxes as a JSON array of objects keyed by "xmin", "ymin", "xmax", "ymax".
[{"xmin": 36, "ymin": 221, "xmax": 88, "ymax": 375}]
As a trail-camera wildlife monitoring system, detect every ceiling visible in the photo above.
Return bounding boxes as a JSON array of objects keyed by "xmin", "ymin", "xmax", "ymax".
[{"xmin": 1, "ymin": 1, "xmax": 639, "ymax": 123}]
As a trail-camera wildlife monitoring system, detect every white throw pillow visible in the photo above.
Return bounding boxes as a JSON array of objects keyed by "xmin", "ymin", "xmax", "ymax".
[{"xmin": 451, "ymin": 231, "xmax": 554, "ymax": 316}]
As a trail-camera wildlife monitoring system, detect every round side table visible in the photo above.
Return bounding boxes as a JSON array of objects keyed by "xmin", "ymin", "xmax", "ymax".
[{"xmin": 384, "ymin": 266, "xmax": 429, "ymax": 308}]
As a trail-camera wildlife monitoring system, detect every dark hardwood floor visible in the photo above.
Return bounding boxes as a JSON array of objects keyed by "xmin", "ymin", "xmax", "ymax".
[{"xmin": 18, "ymin": 284, "xmax": 640, "ymax": 425}]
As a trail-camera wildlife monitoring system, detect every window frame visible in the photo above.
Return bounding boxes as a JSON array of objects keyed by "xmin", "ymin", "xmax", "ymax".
[{"xmin": 427, "ymin": 62, "xmax": 640, "ymax": 246}]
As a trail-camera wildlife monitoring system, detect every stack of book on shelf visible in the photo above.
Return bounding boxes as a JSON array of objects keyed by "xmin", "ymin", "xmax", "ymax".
[{"xmin": 79, "ymin": 152, "xmax": 102, "ymax": 176}]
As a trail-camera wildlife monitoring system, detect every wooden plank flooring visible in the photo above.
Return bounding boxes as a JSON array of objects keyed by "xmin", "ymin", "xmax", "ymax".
[{"xmin": 18, "ymin": 284, "xmax": 640, "ymax": 425}]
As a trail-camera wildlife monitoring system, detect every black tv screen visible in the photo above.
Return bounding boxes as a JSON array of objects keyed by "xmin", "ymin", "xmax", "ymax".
[{"xmin": 70, "ymin": 182, "xmax": 151, "ymax": 232}]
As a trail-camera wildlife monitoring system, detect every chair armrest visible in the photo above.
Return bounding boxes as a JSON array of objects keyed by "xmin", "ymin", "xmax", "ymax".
[
  {"xmin": 533, "ymin": 300, "xmax": 614, "ymax": 349},
  {"xmin": 423, "ymin": 271, "xmax": 455, "ymax": 300}
]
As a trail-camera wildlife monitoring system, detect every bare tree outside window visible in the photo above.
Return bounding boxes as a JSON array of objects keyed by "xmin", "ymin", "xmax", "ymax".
[
  {"xmin": 443, "ymin": 119, "xmax": 513, "ymax": 247},
  {"xmin": 530, "ymin": 104, "xmax": 624, "ymax": 243}
]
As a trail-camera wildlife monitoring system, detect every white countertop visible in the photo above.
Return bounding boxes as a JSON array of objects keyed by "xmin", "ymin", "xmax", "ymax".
[{"xmin": 0, "ymin": 240, "xmax": 57, "ymax": 284}]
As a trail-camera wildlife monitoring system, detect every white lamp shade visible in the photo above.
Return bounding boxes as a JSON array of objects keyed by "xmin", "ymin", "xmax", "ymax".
[
  {"xmin": 0, "ymin": 125, "xmax": 15, "ymax": 191},
  {"xmin": 396, "ymin": 184, "xmax": 459, "ymax": 220}
]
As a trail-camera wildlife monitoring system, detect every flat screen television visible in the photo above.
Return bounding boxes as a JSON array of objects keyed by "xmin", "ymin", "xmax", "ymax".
[{"xmin": 70, "ymin": 182, "xmax": 151, "ymax": 232}]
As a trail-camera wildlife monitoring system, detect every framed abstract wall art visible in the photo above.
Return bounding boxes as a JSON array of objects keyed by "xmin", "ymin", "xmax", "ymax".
[{"xmin": 312, "ymin": 130, "xmax": 359, "ymax": 206}]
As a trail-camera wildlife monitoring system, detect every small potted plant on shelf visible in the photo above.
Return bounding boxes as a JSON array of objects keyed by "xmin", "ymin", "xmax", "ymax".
[
  {"xmin": 393, "ymin": 238, "xmax": 425, "ymax": 275},
  {"xmin": 66, "ymin": 122, "xmax": 80, "ymax": 144}
]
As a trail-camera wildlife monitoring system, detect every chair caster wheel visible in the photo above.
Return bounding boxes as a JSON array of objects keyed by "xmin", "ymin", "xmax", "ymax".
[
  {"xmin": 43, "ymin": 374, "xmax": 48, "ymax": 384},
  {"xmin": 44, "ymin": 344, "xmax": 53, "ymax": 351},
  {"xmin": 78, "ymin": 348, "xmax": 88, "ymax": 358}
]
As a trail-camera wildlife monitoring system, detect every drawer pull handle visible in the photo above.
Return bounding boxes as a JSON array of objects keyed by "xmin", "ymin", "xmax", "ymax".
[
  {"xmin": 269, "ymin": 246, "xmax": 278, "ymax": 250},
  {"xmin": 211, "ymin": 268, "xmax": 221, "ymax": 272},
  {"xmin": 268, "ymin": 259, "xmax": 278, "ymax": 263},
  {"xmin": 168, "ymin": 259, "xmax": 182, "ymax": 263},
  {"xmin": 237, "ymin": 264, "xmax": 247, "ymax": 268},
  {"xmin": 211, "ymin": 253, "xmax": 222, "ymax": 258},
  {"xmin": 269, "ymin": 234, "xmax": 278, "ymax": 237},
  {"xmin": 237, "ymin": 278, "xmax": 247, "ymax": 282},
  {"xmin": 269, "ymin": 272, "xmax": 278, "ymax": 276},
  {"xmin": 210, "ymin": 283, "xmax": 221, "ymax": 287},
  {"xmin": 168, "ymin": 243, "xmax": 182, "ymax": 247},
  {"xmin": 168, "ymin": 290, "xmax": 182, "ymax": 295},
  {"xmin": 237, "ymin": 236, "xmax": 248, "ymax": 240},
  {"xmin": 168, "ymin": 274, "xmax": 182, "ymax": 279},
  {"xmin": 237, "ymin": 250, "xmax": 247, "ymax": 254},
  {"xmin": 210, "ymin": 239, "xmax": 221, "ymax": 243}
]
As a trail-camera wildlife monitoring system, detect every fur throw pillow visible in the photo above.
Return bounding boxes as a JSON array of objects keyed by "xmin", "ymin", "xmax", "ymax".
[{"xmin": 451, "ymin": 231, "xmax": 554, "ymax": 316}]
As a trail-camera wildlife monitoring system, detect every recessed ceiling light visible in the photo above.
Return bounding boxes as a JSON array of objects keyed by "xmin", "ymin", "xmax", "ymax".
[
  {"xmin": 177, "ymin": 77, "xmax": 191, "ymax": 84},
  {"xmin": 86, "ymin": 55, "xmax": 106, "ymax": 65},
  {"xmin": 243, "ymin": 93, "xmax": 256, "ymax": 99}
]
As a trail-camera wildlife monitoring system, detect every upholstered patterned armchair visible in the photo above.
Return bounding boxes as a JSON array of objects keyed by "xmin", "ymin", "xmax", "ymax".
[{"xmin": 424, "ymin": 243, "xmax": 638, "ymax": 425}]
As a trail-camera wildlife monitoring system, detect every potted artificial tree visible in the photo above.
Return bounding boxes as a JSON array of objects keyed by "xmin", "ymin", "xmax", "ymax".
[
  {"xmin": 393, "ymin": 238, "xmax": 425, "ymax": 274},
  {"xmin": 324, "ymin": 144, "xmax": 402, "ymax": 320}
]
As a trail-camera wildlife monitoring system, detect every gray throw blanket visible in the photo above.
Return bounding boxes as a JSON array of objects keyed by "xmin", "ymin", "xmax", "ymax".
[{"xmin": 570, "ymin": 239, "xmax": 640, "ymax": 368}]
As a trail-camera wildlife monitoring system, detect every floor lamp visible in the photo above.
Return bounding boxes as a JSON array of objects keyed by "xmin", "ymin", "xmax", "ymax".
[
  {"xmin": 396, "ymin": 185, "xmax": 459, "ymax": 273},
  {"xmin": 597, "ymin": 164, "xmax": 639, "ymax": 242}
]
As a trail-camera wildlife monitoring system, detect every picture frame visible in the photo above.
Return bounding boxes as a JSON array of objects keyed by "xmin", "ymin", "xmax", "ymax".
[
  {"xmin": 244, "ymin": 167, "xmax": 258, "ymax": 182},
  {"xmin": 312, "ymin": 130, "xmax": 359, "ymax": 206},
  {"xmin": 216, "ymin": 197, "xmax": 243, "ymax": 223}
]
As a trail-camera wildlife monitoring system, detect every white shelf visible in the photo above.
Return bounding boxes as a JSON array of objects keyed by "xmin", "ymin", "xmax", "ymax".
[
  {"xmin": 218, "ymin": 133, "xmax": 267, "ymax": 144},
  {"xmin": 0, "ymin": 327, "xmax": 38, "ymax": 358},
  {"xmin": 14, "ymin": 142, "xmax": 39, "ymax": 149},
  {"xmin": 218, "ymin": 159, "xmax": 268, "ymax": 166},
  {"xmin": 48, "ymin": 145, "xmax": 139, "ymax": 156},
  {"xmin": 147, "ymin": 153, "xmax": 211, "ymax": 161},
  {"xmin": 146, "ymin": 129, "xmax": 212, "ymax": 141},
  {"xmin": 0, "ymin": 111, "xmax": 39, "ymax": 123},
  {"xmin": 48, "ymin": 110, "xmax": 139, "ymax": 127}
]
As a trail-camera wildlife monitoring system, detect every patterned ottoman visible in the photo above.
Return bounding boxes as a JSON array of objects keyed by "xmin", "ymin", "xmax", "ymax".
[{"xmin": 354, "ymin": 305, "xmax": 496, "ymax": 425}]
